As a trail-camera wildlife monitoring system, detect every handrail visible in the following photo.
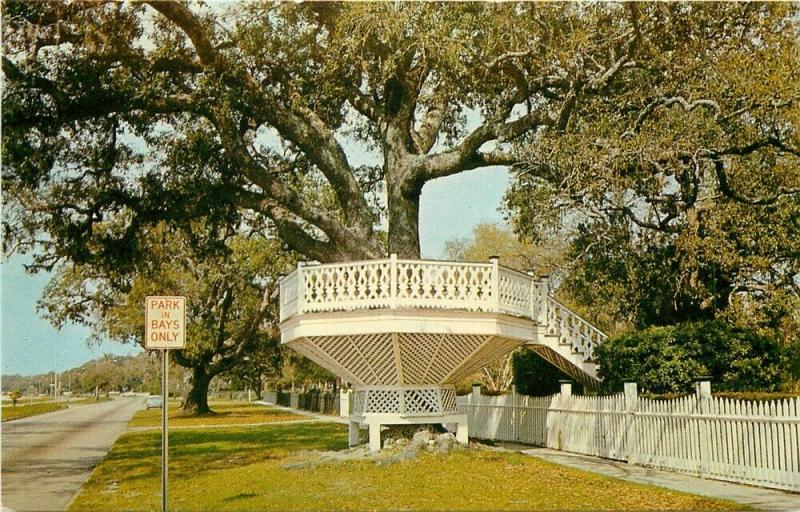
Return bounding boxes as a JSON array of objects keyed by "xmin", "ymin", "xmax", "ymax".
[
  {"xmin": 548, "ymin": 296, "xmax": 608, "ymax": 338},
  {"xmin": 278, "ymin": 256, "xmax": 608, "ymax": 357}
]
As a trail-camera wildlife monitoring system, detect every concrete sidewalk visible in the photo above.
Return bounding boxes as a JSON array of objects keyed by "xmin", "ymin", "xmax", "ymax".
[{"xmin": 500, "ymin": 443, "xmax": 799, "ymax": 511}]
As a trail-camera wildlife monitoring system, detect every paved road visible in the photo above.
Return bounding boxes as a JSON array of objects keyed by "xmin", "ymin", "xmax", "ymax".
[{"xmin": 2, "ymin": 396, "xmax": 144, "ymax": 511}]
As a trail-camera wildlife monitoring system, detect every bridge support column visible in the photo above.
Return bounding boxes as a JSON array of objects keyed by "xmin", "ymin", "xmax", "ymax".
[
  {"xmin": 348, "ymin": 420, "xmax": 360, "ymax": 447},
  {"xmin": 368, "ymin": 423, "xmax": 382, "ymax": 452}
]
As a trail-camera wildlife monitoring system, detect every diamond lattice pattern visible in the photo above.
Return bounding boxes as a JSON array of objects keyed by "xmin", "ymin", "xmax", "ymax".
[
  {"xmin": 287, "ymin": 333, "xmax": 525, "ymax": 386},
  {"xmin": 403, "ymin": 388, "xmax": 439, "ymax": 414}
]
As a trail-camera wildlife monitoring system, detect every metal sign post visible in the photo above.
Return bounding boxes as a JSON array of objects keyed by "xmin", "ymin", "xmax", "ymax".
[
  {"xmin": 161, "ymin": 349, "xmax": 169, "ymax": 512},
  {"xmin": 145, "ymin": 296, "xmax": 186, "ymax": 512}
]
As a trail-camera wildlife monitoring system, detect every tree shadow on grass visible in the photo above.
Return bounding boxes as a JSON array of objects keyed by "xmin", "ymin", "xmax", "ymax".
[{"xmin": 100, "ymin": 422, "xmax": 348, "ymax": 483}]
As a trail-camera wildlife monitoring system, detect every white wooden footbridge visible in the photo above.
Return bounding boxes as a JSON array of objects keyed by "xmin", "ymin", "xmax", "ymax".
[{"xmin": 278, "ymin": 255, "xmax": 607, "ymax": 451}]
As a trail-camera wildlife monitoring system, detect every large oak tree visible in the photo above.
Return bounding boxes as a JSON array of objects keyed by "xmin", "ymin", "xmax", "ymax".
[
  {"xmin": 4, "ymin": 2, "xmax": 799, "ymax": 401},
  {"xmin": 502, "ymin": 4, "xmax": 799, "ymax": 341},
  {"xmin": 3, "ymin": 1, "xmax": 708, "ymax": 265}
]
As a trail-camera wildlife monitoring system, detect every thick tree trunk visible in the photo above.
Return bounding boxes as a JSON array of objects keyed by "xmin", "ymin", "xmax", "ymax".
[
  {"xmin": 182, "ymin": 367, "xmax": 212, "ymax": 415},
  {"xmin": 385, "ymin": 144, "xmax": 423, "ymax": 259},
  {"xmin": 387, "ymin": 184, "xmax": 422, "ymax": 258}
]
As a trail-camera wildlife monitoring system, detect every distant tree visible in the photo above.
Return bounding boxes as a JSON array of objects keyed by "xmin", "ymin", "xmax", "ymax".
[
  {"xmin": 227, "ymin": 335, "xmax": 283, "ymax": 400},
  {"xmin": 444, "ymin": 223, "xmax": 572, "ymax": 393},
  {"xmin": 595, "ymin": 321, "xmax": 783, "ymax": 395},
  {"xmin": 39, "ymin": 228, "xmax": 292, "ymax": 414},
  {"xmin": 278, "ymin": 351, "xmax": 337, "ymax": 390},
  {"xmin": 444, "ymin": 222, "xmax": 567, "ymax": 275},
  {"xmin": 8, "ymin": 390, "xmax": 22, "ymax": 406},
  {"xmin": 78, "ymin": 356, "xmax": 122, "ymax": 397}
]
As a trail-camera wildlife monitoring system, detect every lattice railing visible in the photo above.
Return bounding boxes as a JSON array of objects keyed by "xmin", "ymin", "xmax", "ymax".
[
  {"xmin": 279, "ymin": 255, "xmax": 608, "ymax": 359},
  {"xmin": 498, "ymin": 267, "xmax": 533, "ymax": 317},
  {"xmin": 544, "ymin": 297, "xmax": 606, "ymax": 360},
  {"xmin": 302, "ymin": 259, "xmax": 392, "ymax": 313},
  {"xmin": 279, "ymin": 270, "xmax": 299, "ymax": 322},
  {"xmin": 350, "ymin": 385, "xmax": 460, "ymax": 417}
]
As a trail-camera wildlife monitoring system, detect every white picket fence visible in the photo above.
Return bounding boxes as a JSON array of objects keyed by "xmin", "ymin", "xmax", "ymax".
[{"xmin": 458, "ymin": 382, "xmax": 800, "ymax": 492}]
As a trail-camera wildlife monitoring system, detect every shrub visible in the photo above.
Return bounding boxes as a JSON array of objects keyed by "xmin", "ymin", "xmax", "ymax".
[
  {"xmin": 595, "ymin": 321, "xmax": 782, "ymax": 394},
  {"xmin": 512, "ymin": 350, "xmax": 583, "ymax": 396},
  {"xmin": 782, "ymin": 340, "xmax": 800, "ymax": 391}
]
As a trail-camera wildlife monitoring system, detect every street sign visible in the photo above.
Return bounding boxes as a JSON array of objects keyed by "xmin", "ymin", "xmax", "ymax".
[
  {"xmin": 144, "ymin": 295, "xmax": 187, "ymax": 512},
  {"xmin": 145, "ymin": 296, "xmax": 186, "ymax": 349}
]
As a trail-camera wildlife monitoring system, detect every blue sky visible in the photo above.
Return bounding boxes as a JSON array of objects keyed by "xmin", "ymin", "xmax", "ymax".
[{"xmin": 1, "ymin": 166, "xmax": 510, "ymax": 376}]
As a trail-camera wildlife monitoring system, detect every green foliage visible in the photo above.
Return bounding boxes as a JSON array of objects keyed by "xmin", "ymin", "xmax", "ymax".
[
  {"xmin": 8, "ymin": 390, "xmax": 22, "ymax": 406},
  {"xmin": 504, "ymin": 4, "xmax": 800, "ymax": 343},
  {"xmin": 560, "ymin": 223, "xmax": 712, "ymax": 334},
  {"xmin": 596, "ymin": 321, "xmax": 783, "ymax": 394},
  {"xmin": 781, "ymin": 341, "xmax": 800, "ymax": 391},
  {"xmin": 2, "ymin": 402, "xmax": 66, "ymax": 421},
  {"xmin": 276, "ymin": 352, "xmax": 336, "ymax": 389},
  {"xmin": 512, "ymin": 350, "xmax": 582, "ymax": 396},
  {"xmin": 38, "ymin": 225, "xmax": 295, "ymax": 414},
  {"xmin": 444, "ymin": 222, "xmax": 567, "ymax": 277}
]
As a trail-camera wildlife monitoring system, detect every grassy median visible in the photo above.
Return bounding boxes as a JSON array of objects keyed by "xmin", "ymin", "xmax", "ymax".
[
  {"xmin": 1, "ymin": 397, "xmax": 112, "ymax": 422},
  {"xmin": 127, "ymin": 401, "xmax": 305, "ymax": 428},
  {"xmin": 71, "ymin": 407, "xmax": 745, "ymax": 511},
  {"xmin": 1, "ymin": 401, "xmax": 66, "ymax": 421}
]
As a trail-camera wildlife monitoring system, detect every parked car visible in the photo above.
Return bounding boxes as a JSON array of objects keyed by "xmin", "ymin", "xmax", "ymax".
[{"xmin": 146, "ymin": 395, "xmax": 163, "ymax": 409}]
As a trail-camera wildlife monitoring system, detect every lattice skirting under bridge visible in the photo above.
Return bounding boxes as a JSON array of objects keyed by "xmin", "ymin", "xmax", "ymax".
[{"xmin": 351, "ymin": 385, "xmax": 459, "ymax": 416}]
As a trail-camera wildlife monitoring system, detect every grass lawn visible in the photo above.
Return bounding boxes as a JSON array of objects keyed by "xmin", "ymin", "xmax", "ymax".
[
  {"xmin": 0, "ymin": 396, "xmax": 111, "ymax": 421},
  {"xmin": 127, "ymin": 401, "xmax": 305, "ymax": 428},
  {"xmin": 1, "ymin": 401, "xmax": 66, "ymax": 421},
  {"xmin": 71, "ymin": 414, "xmax": 745, "ymax": 511}
]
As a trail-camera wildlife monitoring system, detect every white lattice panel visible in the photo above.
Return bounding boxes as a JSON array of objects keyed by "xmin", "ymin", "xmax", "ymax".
[
  {"xmin": 447, "ymin": 335, "xmax": 526, "ymax": 384},
  {"xmin": 366, "ymin": 389, "xmax": 402, "ymax": 413},
  {"xmin": 308, "ymin": 334, "xmax": 397, "ymax": 386},
  {"xmin": 287, "ymin": 338, "xmax": 366, "ymax": 386},
  {"xmin": 403, "ymin": 388, "xmax": 440, "ymax": 414},
  {"xmin": 351, "ymin": 386, "xmax": 459, "ymax": 416},
  {"xmin": 399, "ymin": 333, "xmax": 487, "ymax": 384},
  {"xmin": 440, "ymin": 388, "xmax": 458, "ymax": 413}
]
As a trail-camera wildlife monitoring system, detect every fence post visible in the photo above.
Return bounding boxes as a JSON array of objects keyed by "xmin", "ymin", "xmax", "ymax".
[
  {"xmin": 469, "ymin": 384, "xmax": 481, "ymax": 435},
  {"xmin": 554, "ymin": 380, "xmax": 572, "ymax": 451},
  {"xmin": 390, "ymin": 253, "xmax": 398, "ymax": 309},
  {"xmin": 340, "ymin": 389, "xmax": 350, "ymax": 417},
  {"xmin": 511, "ymin": 384, "xmax": 518, "ymax": 442},
  {"xmin": 623, "ymin": 380, "xmax": 639, "ymax": 464},
  {"xmin": 559, "ymin": 380, "xmax": 572, "ymax": 399},
  {"xmin": 695, "ymin": 377, "xmax": 712, "ymax": 476}
]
